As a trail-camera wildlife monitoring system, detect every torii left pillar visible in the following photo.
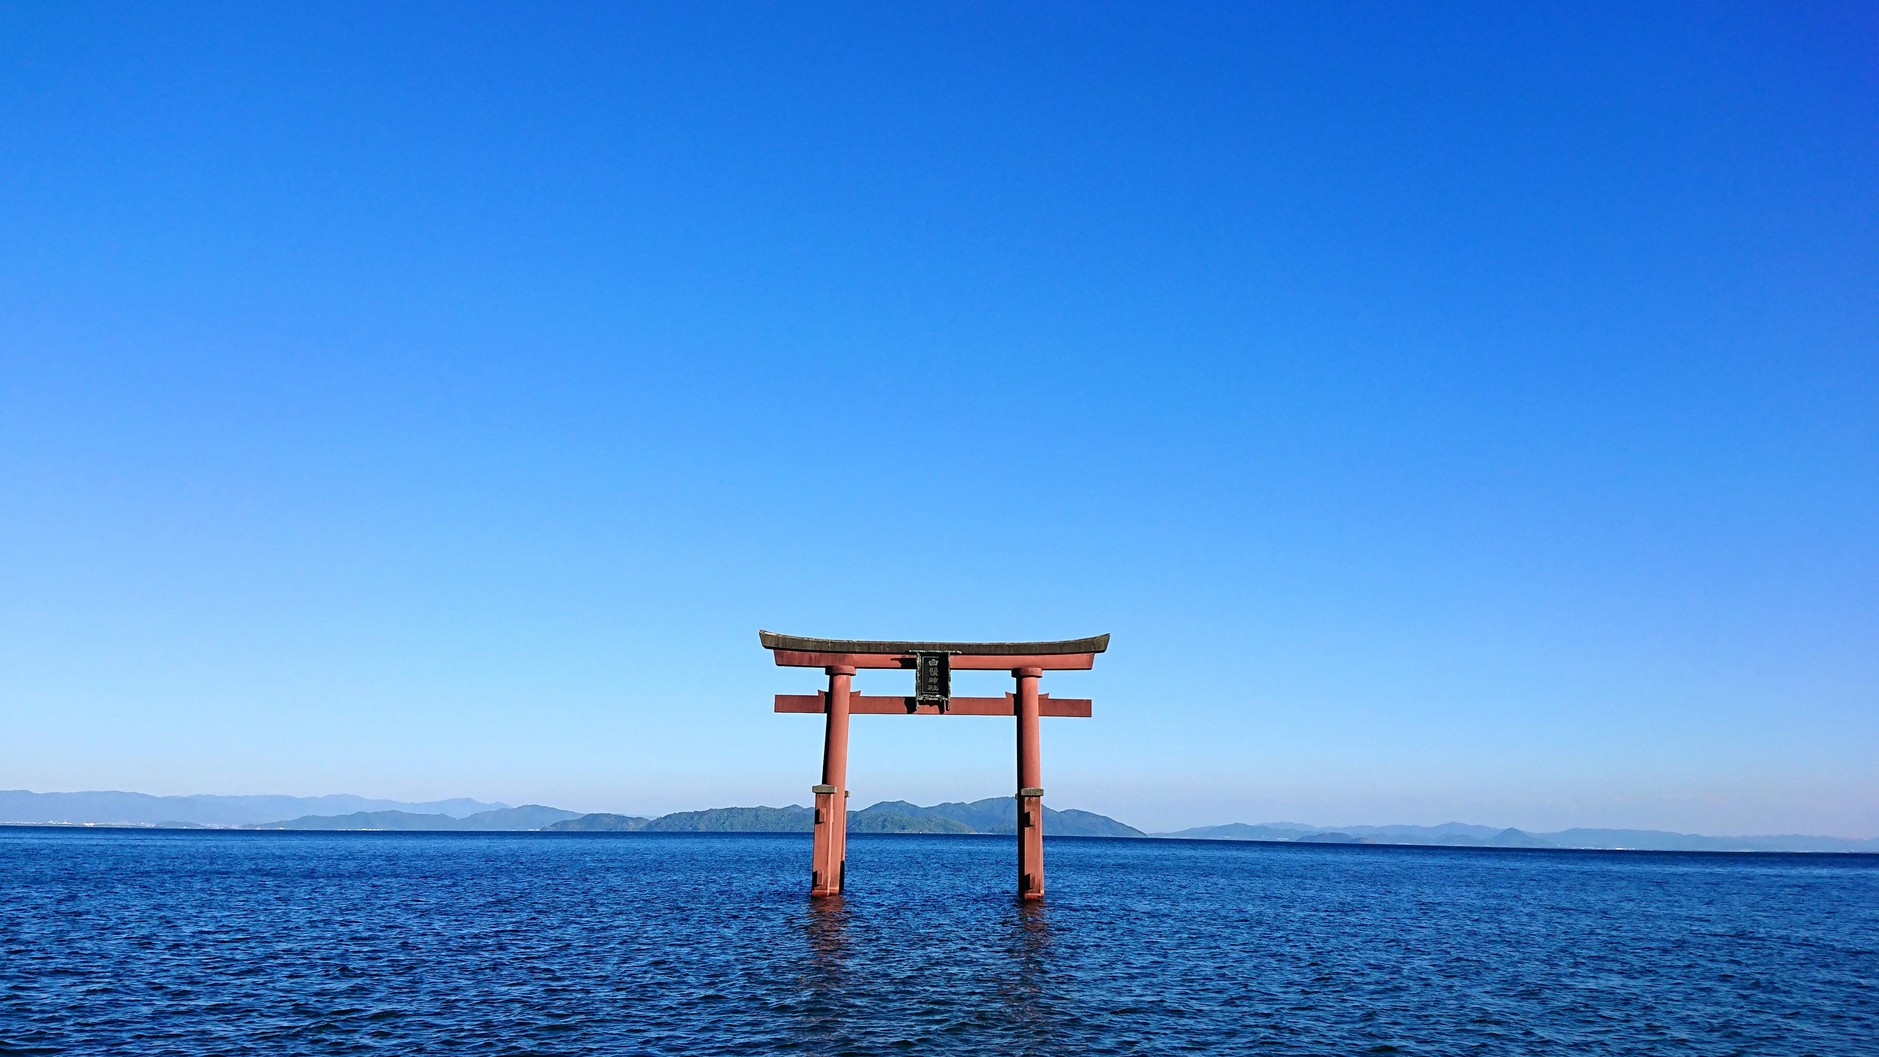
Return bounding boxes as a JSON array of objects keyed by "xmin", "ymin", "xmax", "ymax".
[{"xmin": 810, "ymin": 665, "xmax": 853, "ymax": 896}]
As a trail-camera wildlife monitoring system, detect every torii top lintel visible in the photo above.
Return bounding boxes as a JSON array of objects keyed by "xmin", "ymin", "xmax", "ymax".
[{"xmin": 759, "ymin": 631, "xmax": 1110, "ymax": 670}]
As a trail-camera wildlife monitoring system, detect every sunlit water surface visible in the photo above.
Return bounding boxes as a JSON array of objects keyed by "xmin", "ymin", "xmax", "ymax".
[{"xmin": 3, "ymin": 829, "xmax": 1874, "ymax": 1055}]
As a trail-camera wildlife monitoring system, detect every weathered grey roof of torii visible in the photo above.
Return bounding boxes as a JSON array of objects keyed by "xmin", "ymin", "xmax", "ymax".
[{"xmin": 758, "ymin": 631, "xmax": 1110, "ymax": 656}]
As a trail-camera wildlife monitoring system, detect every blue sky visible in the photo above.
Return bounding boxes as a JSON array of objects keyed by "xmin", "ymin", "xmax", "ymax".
[{"xmin": 3, "ymin": 2, "xmax": 1874, "ymax": 836}]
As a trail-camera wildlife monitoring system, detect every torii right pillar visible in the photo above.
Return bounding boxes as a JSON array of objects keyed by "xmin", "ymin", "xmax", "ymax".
[{"xmin": 1014, "ymin": 666, "xmax": 1045, "ymax": 900}]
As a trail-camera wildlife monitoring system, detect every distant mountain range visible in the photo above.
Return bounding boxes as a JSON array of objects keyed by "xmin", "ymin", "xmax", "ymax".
[
  {"xmin": 1159, "ymin": 821, "xmax": 1879, "ymax": 854},
  {"xmin": 6, "ymin": 791, "xmax": 1873, "ymax": 852},
  {"xmin": 0, "ymin": 790, "xmax": 509, "ymax": 828},
  {"xmin": 545, "ymin": 799, "xmax": 1146, "ymax": 837}
]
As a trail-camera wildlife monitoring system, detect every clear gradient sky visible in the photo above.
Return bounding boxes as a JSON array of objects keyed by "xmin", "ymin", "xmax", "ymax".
[{"xmin": 3, "ymin": 2, "xmax": 1874, "ymax": 836}]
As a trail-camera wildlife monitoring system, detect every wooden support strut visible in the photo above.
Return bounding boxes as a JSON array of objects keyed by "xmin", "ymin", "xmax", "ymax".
[{"xmin": 774, "ymin": 693, "xmax": 1092, "ymax": 718}]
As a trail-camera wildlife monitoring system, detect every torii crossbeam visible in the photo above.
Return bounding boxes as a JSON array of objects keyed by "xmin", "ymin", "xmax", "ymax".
[{"xmin": 761, "ymin": 630, "xmax": 1110, "ymax": 901}]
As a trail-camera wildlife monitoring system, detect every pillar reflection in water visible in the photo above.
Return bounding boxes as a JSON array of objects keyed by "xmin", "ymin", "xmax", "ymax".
[
  {"xmin": 792, "ymin": 896, "xmax": 855, "ymax": 1053},
  {"xmin": 1001, "ymin": 899, "xmax": 1067, "ymax": 1047},
  {"xmin": 802, "ymin": 895, "xmax": 852, "ymax": 968}
]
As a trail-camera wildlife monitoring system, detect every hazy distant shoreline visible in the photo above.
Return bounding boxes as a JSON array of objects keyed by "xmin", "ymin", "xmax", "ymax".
[
  {"xmin": 4, "ymin": 790, "xmax": 1874, "ymax": 854},
  {"xmin": 7, "ymin": 821, "xmax": 1878, "ymax": 859}
]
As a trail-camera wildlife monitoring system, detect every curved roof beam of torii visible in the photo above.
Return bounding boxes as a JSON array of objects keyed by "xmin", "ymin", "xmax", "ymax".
[
  {"xmin": 759, "ymin": 631, "xmax": 1110, "ymax": 671},
  {"xmin": 758, "ymin": 631, "xmax": 1109, "ymax": 656}
]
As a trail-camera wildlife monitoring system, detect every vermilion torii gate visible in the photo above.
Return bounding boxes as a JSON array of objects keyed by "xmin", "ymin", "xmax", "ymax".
[{"xmin": 761, "ymin": 630, "xmax": 1110, "ymax": 901}]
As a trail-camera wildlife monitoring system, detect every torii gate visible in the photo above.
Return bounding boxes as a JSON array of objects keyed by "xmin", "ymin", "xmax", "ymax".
[{"xmin": 761, "ymin": 630, "xmax": 1110, "ymax": 901}]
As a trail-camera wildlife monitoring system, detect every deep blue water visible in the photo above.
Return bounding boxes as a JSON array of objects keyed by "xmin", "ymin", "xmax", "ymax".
[{"xmin": 2, "ymin": 829, "xmax": 1875, "ymax": 1056}]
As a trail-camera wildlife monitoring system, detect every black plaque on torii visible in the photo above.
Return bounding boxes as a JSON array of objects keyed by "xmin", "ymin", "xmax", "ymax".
[{"xmin": 914, "ymin": 651, "xmax": 952, "ymax": 711}]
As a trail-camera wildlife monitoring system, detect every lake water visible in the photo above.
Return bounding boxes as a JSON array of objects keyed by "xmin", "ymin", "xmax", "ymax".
[{"xmin": 3, "ymin": 828, "xmax": 1874, "ymax": 1055}]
